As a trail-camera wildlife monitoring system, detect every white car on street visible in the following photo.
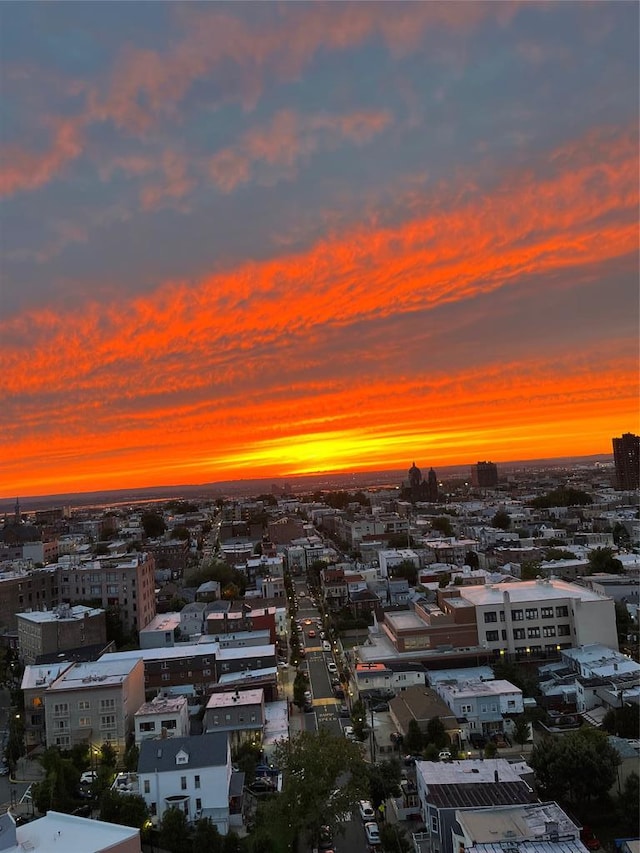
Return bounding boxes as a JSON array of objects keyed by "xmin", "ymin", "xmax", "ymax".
[
  {"xmin": 364, "ymin": 821, "xmax": 381, "ymax": 845},
  {"xmin": 358, "ymin": 800, "xmax": 375, "ymax": 821},
  {"xmin": 327, "ymin": 661, "xmax": 338, "ymax": 674}
]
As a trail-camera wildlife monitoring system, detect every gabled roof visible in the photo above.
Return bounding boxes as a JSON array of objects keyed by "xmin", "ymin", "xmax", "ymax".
[{"xmin": 138, "ymin": 732, "xmax": 229, "ymax": 774}]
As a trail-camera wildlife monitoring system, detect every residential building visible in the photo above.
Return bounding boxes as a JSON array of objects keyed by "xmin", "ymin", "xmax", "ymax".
[
  {"xmin": 454, "ymin": 802, "xmax": 583, "ymax": 853},
  {"xmin": 457, "ymin": 578, "xmax": 618, "ymax": 657},
  {"xmin": 355, "ymin": 661, "xmax": 425, "ymax": 697},
  {"xmin": 57, "ymin": 551, "xmax": 156, "ymax": 633},
  {"xmin": 43, "ymin": 657, "xmax": 145, "ymax": 753},
  {"xmin": 0, "ymin": 810, "xmax": 141, "ymax": 853},
  {"xmin": 380, "ymin": 594, "xmax": 478, "ymax": 654},
  {"xmin": 415, "ymin": 759, "xmax": 536, "ymax": 853},
  {"xmin": 388, "ymin": 685, "xmax": 463, "ymax": 748},
  {"xmin": 204, "ymin": 688, "xmax": 265, "ymax": 748},
  {"xmin": 612, "ymin": 432, "xmax": 640, "ymax": 491},
  {"xmin": 433, "ymin": 679, "xmax": 523, "ymax": 741},
  {"xmin": 137, "ymin": 733, "xmax": 235, "ymax": 830},
  {"xmin": 140, "ymin": 613, "xmax": 182, "ymax": 649},
  {"xmin": 0, "ymin": 566, "xmax": 59, "ymax": 633},
  {"xmin": 22, "ymin": 662, "xmax": 73, "ymax": 748},
  {"xmin": 17, "ymin": 604, "xmax": 106, "ymax": 665},
  {"xmin": 134, "ymin": 695, "xmax": 190, "ymax": 745}
]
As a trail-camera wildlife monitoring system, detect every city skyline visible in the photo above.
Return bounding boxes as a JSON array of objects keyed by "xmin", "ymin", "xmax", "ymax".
[{"xmin": 1, "ymin": 2, "xmax": 639, "ymax": 498}]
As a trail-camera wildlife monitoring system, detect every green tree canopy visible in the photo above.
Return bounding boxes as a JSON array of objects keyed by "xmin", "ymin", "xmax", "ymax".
[
  {"xmin": 492, "ymin": 510, "xmax": 512, "ymax": 530},
  {"xmin": 530, "ymin": 728, "xmax": 620, "ymax": 804},
  {"xmin": 531, "ymin": 487, "xmax": 593, "ymax": 508},
  {"xmin": 367, "ymin": 758, "xmax": 402, "ymax": 809},
  {"xmin": 391, "ymin": 559, "xmax": 418, "ymax": 585},
  {"xmin": 587, "ymin": 547, "xmax": 624, "ymax": 575},
  {"xmin": 160, "ymin": 807, "xmax": 191, "ymax": 853},
  {"xmin": 99, "ymin": 790, "xmax": 149, "ymax": 828},
  {"xmin": 425, "ymin": 716, "xmax": 449, "ymax": 749},
  {"xmin": 266, "ymin": 729, "xmax": 368, "ymax": 850},
  {"xmin": 432, "ymin": 516, "xmax": 453, "ymax": 537},
  {"xmin": 141, "ymin": 512, "xmax": 166, "ymax": 538},
  {"xmin": 512, "ymin": 716, "xmax": 531, "ymax": 746},
  {"xmin": 404, "ymin": 719, "xmax": 424, "ymax": 755}
]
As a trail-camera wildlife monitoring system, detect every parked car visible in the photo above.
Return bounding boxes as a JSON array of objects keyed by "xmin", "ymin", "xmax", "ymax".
[
  {"xmin": 322, "ymin": 641, "xmax": 332, "ymax": 652},
  {"xmin": 327, "ymin": 662, "xmax": 338, "ymax": 674},
  {"xmin": 438, "ymin": 750, "xmax": 452, "ymax": 761},
  {"xmin": 364, "ymin": 821, "xmax": 381, "ymax": 845},
  {"xmin": 343, "ymin": 725, "xmax": 356, "ymax": 741},
  {"xmin": 80, "ymin": 771, "xmax": 98, "ymax": 785},
  {"xmin": 318, "ymin": 825, "xmax": 334, "ymax": 851},
  {"xmin": 308, "ymin": 629, "xmax": 316, "ymax": 638},
  {"xmin": 359, "ymin": 800, "xmax": 376, "ymax": 821},
  {"xmin": 338, "ymin": 703, "xmax": 350, "ymax": 718},
  {"xmin": 333, "ymin": 687, "xmax": 345, "ymax": 699}
]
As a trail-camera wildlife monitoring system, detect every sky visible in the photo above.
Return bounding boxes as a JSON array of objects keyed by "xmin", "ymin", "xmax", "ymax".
[{"xmin": 1, "ymin": 1, "xmax": 639, "ymax": 499}]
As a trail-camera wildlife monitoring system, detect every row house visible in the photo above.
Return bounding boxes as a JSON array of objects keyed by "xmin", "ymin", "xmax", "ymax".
[
  {"xmin": 134, "ymin": 695, "xmax": 190, "ymax": 745},
  {"xmin": 354, "ymin": 661, "xmax": 425, "ymax": 697},
  {"xmin": 43, "ymin": 657, "xmax": 145, "ymax": 753},
  {"xmin": 321, "ymin": 567, "xmax": 348, "ymax": 610},
  {"xmin": 204, "ymin": 687, "xmax": 265, "ymax": 749},
  {"xmin": 22, "ymin": 661, "xmax": 73, "ymax": 747},
  {"xmin": 433, "ymin": 678, "xmax": 523, "ymax": 740}
]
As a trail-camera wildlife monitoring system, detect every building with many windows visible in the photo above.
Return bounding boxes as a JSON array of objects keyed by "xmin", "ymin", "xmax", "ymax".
[
  {"xmin": 17, "ymin": 604, "xmax": 106, "ymax": 665},
  {"xmin": 452, "ymin": 578, "xmax": 618, "ymax": 657},
  {"xmin": 612, "ymin": 432, "xmax": 639, "ymax": 491},
  {"xmin": 42, "ymin": 657, "xmax": 145, "ymax": 753},
  {"xmin": 134, "ymin": 695, "xmax": 190, "ymax": 745}
]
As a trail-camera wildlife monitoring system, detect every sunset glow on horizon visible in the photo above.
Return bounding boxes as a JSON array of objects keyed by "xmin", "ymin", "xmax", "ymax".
[{"xmin": 1, "ymin": 2, "xmax": 638, "ymax": 499}]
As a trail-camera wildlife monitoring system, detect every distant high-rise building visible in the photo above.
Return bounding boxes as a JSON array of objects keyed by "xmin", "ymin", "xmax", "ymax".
[
  {"xmin": 472, "ymin": 461, "xmax": 498, "ymax": 488},
  {"xmin": 612, "ymin": 432, "xmax": 640, "ymax": 490}
]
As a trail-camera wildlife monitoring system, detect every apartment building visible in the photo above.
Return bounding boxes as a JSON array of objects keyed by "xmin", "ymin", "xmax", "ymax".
[
  {"xmin": 433, "ymin": 679, "xmax": 523, "ymax": 739},
  {"xmin": 0, "ymin": 566, "xmax": 59, "ymax": 632},
  {"xmin": 134, "ymin": 695, "xmax": 190, "ymax": 745},
  {"xmin": 22, "ymin": 662, "xmax": 73, "ymax": 747},
  {"xmin": 43, "ymin": 657, "xmax": 145, "ymax": 753},
  {"xmin": 17, "ymin": 604, "xmax": 106, "ymax": 665},
  {"xmin": 458, "ymin": 578, "xmax": 618, "ymax": 657},
  {"xmin": 58, "ymin": 552, "xmax": 156, "ymax": 633}
]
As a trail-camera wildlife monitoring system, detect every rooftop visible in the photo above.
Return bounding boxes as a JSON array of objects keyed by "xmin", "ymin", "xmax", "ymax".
[
  {"xmin": 206, "ymin": 688, "xmax": 264, "ymax": 708},
  {"xmin": 16, "ymin": 605, "xmax": 103, "ymax": 624},
  {"xmin": 140, "ymin": 613, "xmax": 181, "ymax": 633},
  {"xmin": 135, "ymin": 695, "xmax": 188, "ymax": 716},
  {"xmin": 47, "ymin": 658, "xmax": 142, "ymax": 691},
  {"xmin": 457, "ymin": 801, "xmax": 579, "ymax": 841},
  {"xmin": 459, "ymin": 579, "xmax": 607, "ymax": 606},
  {"xmin": 11, "ymin": 810, "xmax": 139, "ymax": 852},
  {"xmin": 138, "ymin": 732, "xmax": 228, "ymax": 773},
  {"xmin": 438, "ymin": 679, "xmax": 521, "ymax": 698}
]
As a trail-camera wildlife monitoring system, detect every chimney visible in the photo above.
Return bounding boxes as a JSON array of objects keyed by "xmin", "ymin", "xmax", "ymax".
[{"xmin": 494, "ymin": 769, "xmax": 499, "ymax": 783}]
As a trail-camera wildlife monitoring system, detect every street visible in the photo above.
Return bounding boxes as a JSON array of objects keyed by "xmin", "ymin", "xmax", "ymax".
[{"xmin": 0, "ymin": 688, "xmax": 33, "ymax": 815}]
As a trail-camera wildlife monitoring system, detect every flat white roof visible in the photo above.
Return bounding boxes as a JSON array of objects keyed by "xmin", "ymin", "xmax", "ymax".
[
  {"xmin": 428, "ymin": 667, "xmax": 494, "ymax": 685},
  {"xmin": 459, "ymin": 579, "xmax": 606, "ymax": 606},
  {"xmin": 102, "ymin": 641, "xmax": 220, "ymax": 664},
  {"xmin": 417, "ymin": 758, "xmax": 532, "ymax": 786},
  {"xmin": 17, "ymin": 605, "xmax": 103, "ymax": 624},
  {"xmin": 206, "ymin": 688, "xmax": 263, "ymax": 708},
  {"xmin": 13, "ymin": 810, "xmax": 139, "ymax": 852},
  {"xmin": 217, "ymin": 644, "xmax": 275, "ymax": 661},
  {"xmin": 438, "ymin": 679, "xmax": 521, "ymax": 699},
  {"xmin": 140, "ymin": 613, "xmax": 181, "ymax": 633},
  {"xmin": 47, "ymin": 658, "xmax": 142, "ymax": 692},
  {"xmin": 21, "ymin": 663, "xmax": 72, "ymax": 691}
]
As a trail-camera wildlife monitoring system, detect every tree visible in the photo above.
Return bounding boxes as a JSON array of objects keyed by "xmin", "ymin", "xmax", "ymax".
[
  {"xmin": 512, "ymin": 715, "xmax": 531, "ymax": 747},
  {"xmin": 293, "ymin": 671, "xmax": 309, "ymax": 709},
  {"xmin": 602, "ymin": 704, "xmax": 640, "ymax": 739},
  {"xmin": 587, "ymin": 547, "xmax": 623, "ymax": 575},
  {"xmin": 170, "ymin": 526, "xmax": 190, "ymax": 541},
  {"xmin": 141, "ymin": 512, "xmax": 166, "ymax": 539},
  {"xmin": 100, "ymin": 790, "xmax": 149, "ymax": 828},
  {"xmin": 425, "ymin": 716, "xmax": 449, "ymax": 749},
  {"xmin": 160, "ymin": 807, "xmax": 191, "ymax": 853},
  {"xmin": 616, "ymin": 772, "xmax": 639, "ymax": 833},
  {"xmin": 531, "ymin": 487, "xmax": 592, "ymax": 509},
  {"xmin": 350, "ymin": 700, "xmax": 368, "ymax": 741},
  {"xmin": 192, "ymin": 818, "xmax": 224, "ymax": 853},
  {"xmin": 432, "ymin": 517, "xmax": 453, "ymax": 537},
  {"xmin": 484, "ymin": 741, "xmax": 498, "ymax": 758},
  {"xmin": 465, "ymin": 551, "xmax": 479, "ymax": 569},
  {"xmin": 380, "ymin": 823, "xmax": 412, "ymax": 853},
  {"xmin": 266, "ymin": 729, "xmax": 368, "ymax": 850},
  {"xmin": 367, "ymin": 759, "xmax": 402, "ymax": 809},
  {"xmin": 123, "ymin": 744, "xmax": 140, "ymax": 773},
  {"xmin": 492, "ymin": 510, "xmax": 511, "ymax": 530},
  {"xmin": 391, "ymin": 559, "xmax": 418, "ymax": 585},
  {"xmin": 100, "ymin": 742, "xmax": 117, "ymax": 768},
  {"xmin": 404, "ymin": 719, "xmax": 424, "ymax": 755},
  {"xmin": 530, "ymin": 729, "xmax": 620, "ymax": 804}
]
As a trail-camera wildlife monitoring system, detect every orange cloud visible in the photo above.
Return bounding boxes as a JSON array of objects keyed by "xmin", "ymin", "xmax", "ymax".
[
  {"xmin": 208, "ymin": 108, "xmax": 392, "ymax": 192},
  {"xmin": 1, "ymin": 122, "xmax": 637, "ymax": 496}
]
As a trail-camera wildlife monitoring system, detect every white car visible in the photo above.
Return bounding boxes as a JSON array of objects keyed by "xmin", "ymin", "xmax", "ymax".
[
  {"xmin": 80, "ymin": 771, "xmax": 97, "ymax": 785},
  {"xmin": 327, "ymin": 661, "xmax": 338, "ymax": 674},
  {"xmin": 358, "ymin": 800, "xmax": 375, "ymax": 821},
  {"xmin": 343, "ymin": 725, "xmax": 357, "ymax": 741},
  {"xmin": 364, "ymin": 821, "xmax": 381, "ymax": 845},
  {"xmin": 322, "ymin": 641, "xmax": 332, "ymax": 652}
]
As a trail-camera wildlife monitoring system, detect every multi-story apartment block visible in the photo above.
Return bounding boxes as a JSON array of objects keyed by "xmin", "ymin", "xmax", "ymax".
[
  {"xmin": 612, "ymin": 432, "xmax": 640, "ymax": 491},
  {"xmin": 22, "ymin": 661, "xmax": 73, "ymax": 747},
  {"xmin": 204, "ymin": 688, "xmax": 265, "ymax": 748},
  {"xmin": 472, "ymin": 461, "xmax": 499, "ymax": 488},
  {"xmin": 0, "ymin": 566, "xmax": 59, "ymax": 632},
  {"xmin": 134, "ymin": 695, "xmax": 190, "ymax": 745},
  {"xmin": 17, "ymin": 604, "xmax": 106, "ymax": 664},
  {"xmin": 58, "ymin": 551, "xmax": 156, "ymax": 633},
  {"xmin": 458, "ymin": 578, "xmax": 618, "ymax": 657},
  {"xmin": 43, "ymin": 657, "xmax": 145, "ymax": 753}
]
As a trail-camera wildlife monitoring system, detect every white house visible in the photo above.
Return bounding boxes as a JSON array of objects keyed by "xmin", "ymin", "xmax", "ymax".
[
  {"xmin": 134, "ymin": 695, "xmax": 190, "ymax": 745},
  {"xmin": 137, "ymin": 733, "xmax": 233, "ymax": 831}
]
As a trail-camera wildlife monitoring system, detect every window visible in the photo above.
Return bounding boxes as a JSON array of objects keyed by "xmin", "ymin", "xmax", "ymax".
[
  {"xmin": 162, "ymin": 674, "xmax": 170, "ymax": 681},
  {"xmin": 100, "ymin": 715, "xmax": 116, "ymax": 730},
  {"xmin": 431, "ymin": 814, "xmax": 439, "ymax": 833},
  {"xmin": 78, "ymin": 701, "xmax": 90, "ymax": 711},
  {"xmin": 79, "ymin": 717, "xmax": 91, "ymax": 727},
  {"xmin": 541, "ymin": 607, "xmax": 554, "ymax": 618},
  {"xmin": 196, "ymin": 798, "xmax": 202, "ymax": 811},
  {"xmin": 53, "ymin": 703, "xmax": 68, "ymax": 716},
  {"xmin": 513, "ymin": 628, "xmax": 525, "ymax": 640},
  {"xmin": 543, "ymin": 626, "xmax": 556, "ymax": 638},
  {"xmin": 161, "ymin": 720, "xmax": 177, "ymax": 730},
  {"xmin": 486, "ymin": 631, "xmax": 499, "ymax": 642},
  {"xmin": 527, "ymin": 627, "xmax": 540, "ymax": 639},
  {"xmin": 161, "ymin": 661, "xmax": 168, "ymax": 670},
  {"xmin": 525, "ymin": 608, "xmax": 538, "ymax": 620},
  {"xmin": 55, "ymin": 736, "xmax": 70, "ymax": 747},
  {"xmin": 139, "ymin": 721, "xmax": 156, "ymax": 732},
  {"xmin": 484, "ymin": 611, "xmax": 497, "ymax": 623},
  {"xmin": 501, "ymin": 630, "xmax": 507, "ymax": 640},
  {"xmin": 507, "ymin": 700, "xmax": 516, "ymax": 708},
  {"xmin": 150, "ymin": 803, "xmax": 157, "ymax": 816},
  {"xmin": 107, "ymin": 585, "xmax": 118, "ymax": 595},
  {"xmin": 144, "ymin": 780, "xmax": 150, "ymax": 794},
  {"xmin": 181, "ymin": 776, "xmax": 187, "ymax": 791},
  {"xmin": 203, "ymin": 658, "xmax": 210, "ymax": 665},
  {"xmin": 558, "ymin": 625, "xmax": 571, "ymax": 636},
  {"xmin": 556, "ymin": 605, "xmax": 569, "ymax": 617},
  {"xmin": 461, "ymin": 704, "xmax": 472, "ymax": 714},
  {"xmin": 203, "ymin": 669, "xmax": 211, "ymax": 677},
  {"xmin": 195, "ymin": 775, "xmax": 200, "ymax": 789},
  {"xmin": 100, "ymin": 699, "xmax": 116, "ymax": 710},
  {"xmin": 512, "ymin": 609, "xmax": 524, "ymax": 621}
]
